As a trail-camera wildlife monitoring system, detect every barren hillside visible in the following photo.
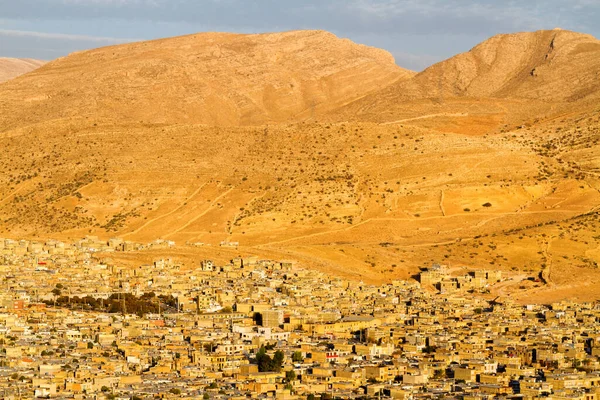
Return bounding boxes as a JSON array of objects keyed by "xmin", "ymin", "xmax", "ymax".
[
  {"xmin": 0, "ymin": 30, "xmax": 411, "ymax": 130},
  {"xmin": 0, "ymin": 58, "xmax": 45, "ymax": 83},
  {"xmin": 0, "ymin": 29, "xmax": 599, "ymax": 301},
  {"xmin": 333, "ymin": 29, "xmax": 600, "ymax": 127}
]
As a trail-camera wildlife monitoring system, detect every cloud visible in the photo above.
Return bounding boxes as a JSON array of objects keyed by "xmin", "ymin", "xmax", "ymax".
[
  {"xmin": 0, "ymin": 0, "xmax": 597, "ymax": 64},
  {"xmin": 0, "ymin": 28, "xmax": 138, "ymax": 59},
  {"xmin": 0, "ymin": 28, "xmax": 137, "ymax": 43},
  {"xmin": 61, "ymin": 0, "xmax": 158, "ymax": 4},
  {"xmin": 0, "ymin": 0, "xmax": 597, "ymax": 36}
]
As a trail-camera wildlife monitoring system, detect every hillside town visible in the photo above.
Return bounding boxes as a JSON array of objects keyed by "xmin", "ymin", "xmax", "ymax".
[{"xmin": 2, "ymin": 237, "xmax": 600, "ymax": 399}]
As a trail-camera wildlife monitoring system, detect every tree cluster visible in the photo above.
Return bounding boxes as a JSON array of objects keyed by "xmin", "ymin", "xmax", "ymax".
[
  {"xmin": 254, "ymin": 347, "xmax": 284, "ymax": 372},
  {"xmin": 44, "ymin": 292, "xmax": 179, "ymax": 316}
]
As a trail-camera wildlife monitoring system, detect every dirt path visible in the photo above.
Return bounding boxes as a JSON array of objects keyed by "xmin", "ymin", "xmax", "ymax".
[
  {"xmin": 165, "ymin": 187, "xmax": 234, "ymax": 238},
  {"xmin": 226, "ymin": 192, "xmax": 266, "ymax": 238},
  {"xmin": 0, "ymin": 183, "xmax": 27, "ymax": 206},
  {"xmin": 370, "ymin": 209, "xmax": 576, "ymax": 221},
  {"xmin": 381, "ymin": 113, "xmax": 469, "ymax": 125},
  {"xmin": 439, "ymin": 190, "xmax": 446, "ymax": 216},
  {"xmin": 251, "ymin": 245, "xmax": 386, "ymax": 284},
  {"xmin": 258, "ymin": 208, "xmax": 582, "ymax": 247},
  {"xmin": 122, "ymin": 183, "xmax": 208, "ymax": 238},
  {"xmin": 257, "ymin": 217, "xmax": 375, "ymax": 247},
  {"xmin": 540, "ymin": 236, "xmax": 554, "ymax": 286},
  {"xmin": 492, "ymin": 274, "xmax": 528, "ymax": 297}
]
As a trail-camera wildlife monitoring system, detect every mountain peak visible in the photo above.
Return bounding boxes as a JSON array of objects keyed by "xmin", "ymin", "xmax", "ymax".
[{"xmin": 401, "ymin": 28, "xmax": 600, "ymax": 101}]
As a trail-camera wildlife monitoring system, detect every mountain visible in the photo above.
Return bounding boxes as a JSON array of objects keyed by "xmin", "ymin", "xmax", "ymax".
[
  {"xmin": 404, "ymin": 29, "xmax": 600, "ymax": 101},
  {"xmin": 0, "ymin": 58, "xmax": 45, "ymax": 83},
  {"xmin": 0, "ymin": 30, "xmax": 412, "ymax": 131},
  {"xmin": 334, "ymin": 29, "xmax": 600, "ymax": 127},
  {"xmin": 0, "ymin": 29, "xmax": 599, "ymax": 299}
]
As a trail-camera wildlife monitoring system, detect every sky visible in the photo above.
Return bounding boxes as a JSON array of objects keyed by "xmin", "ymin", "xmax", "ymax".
[{"xmin": 1, "ymin": 0, "xmax": 599, "ymax": 71}]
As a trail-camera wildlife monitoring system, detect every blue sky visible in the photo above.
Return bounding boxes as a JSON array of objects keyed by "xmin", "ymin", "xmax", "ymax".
[{"xmin": 1, "ymin": 0, "xmax": 598, "ymax": 71}]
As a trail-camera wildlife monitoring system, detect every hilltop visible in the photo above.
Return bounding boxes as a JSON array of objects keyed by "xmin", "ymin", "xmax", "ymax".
[
  {"xmin": 0, "ymin": 29, "xmax": 599, "ymax": 301},
  {"xmin": 0, "ymin": 58, "xmax": 45, "ymax": 83},
  {"xmin": 404, "ymin": 29, "xmax": 600, "ymax": 101}
]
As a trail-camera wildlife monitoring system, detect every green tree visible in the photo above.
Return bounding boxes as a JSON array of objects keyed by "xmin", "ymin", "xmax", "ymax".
[
  {"xmin": 291, "ymin": 351, "xmax": 303, "ymax": 363},
  {"xmin": 255, "ymin": 347, "xmax": 285, "ymax": 372},
  {"xmin": 285, "ymin": 370, "xmax": 296, "ymax": 382},
  {"xmin": 433, "ymin": 369, "xmax": 445, "ymax": 379},
  {"xmin": 272, "ymin": 350, "xmax": 284, "ymax": 372},
  {"xmin": 264, "ymin": 342, "xmax": 276, "ymax": 350},
  {"xmin": 422, "ymin": 345, "xmax": 437, "ymax": 354},
  {"xmin": 255, "ymin": 347, "xmax": 272, "ymax": 372}
]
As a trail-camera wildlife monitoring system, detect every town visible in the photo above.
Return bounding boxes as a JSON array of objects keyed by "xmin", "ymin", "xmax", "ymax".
[{"xmin": 1, "ymin": 236, "xmax": 600, "ymax": 399}]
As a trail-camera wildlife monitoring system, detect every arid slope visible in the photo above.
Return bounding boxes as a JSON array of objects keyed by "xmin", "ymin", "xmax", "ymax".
[
  {"xmin": 0, "ymin": 58, "xmax": 45, "ymax": 83},
  {"xmin": 0, "ymin": 29, "xmax": 599, "ymax": 301}
]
